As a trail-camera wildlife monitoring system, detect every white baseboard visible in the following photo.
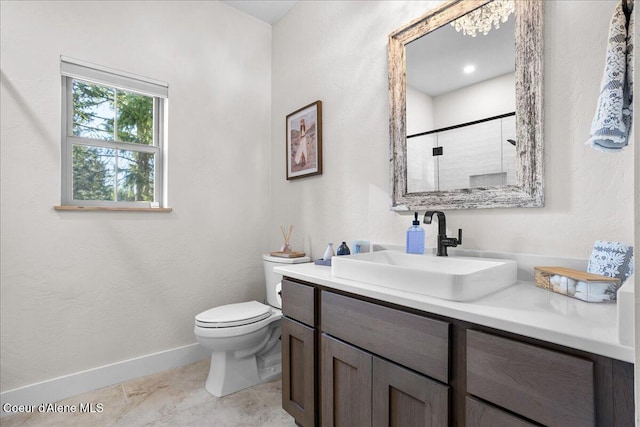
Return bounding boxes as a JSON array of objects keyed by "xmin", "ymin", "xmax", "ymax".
[{"xmin": 1, "ymin": 343, "xmax": 209, "ymax": 417}]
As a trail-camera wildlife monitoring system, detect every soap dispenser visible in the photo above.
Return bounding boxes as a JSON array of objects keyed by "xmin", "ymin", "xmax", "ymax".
[{"xmin": 406, "ymin": 212, "xmax": 425, "ymax": 254}]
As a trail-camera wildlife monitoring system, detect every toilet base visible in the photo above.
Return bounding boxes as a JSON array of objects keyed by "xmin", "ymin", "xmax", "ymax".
[{"xmin": 204, "ymin": 345, "xmax": 282, "ymax": 397}]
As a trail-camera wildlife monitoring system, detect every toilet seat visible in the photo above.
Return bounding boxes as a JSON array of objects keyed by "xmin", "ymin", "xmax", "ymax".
[{"xmin": 195, "ymin": 301, "xmax": 272, "ymax": 328}]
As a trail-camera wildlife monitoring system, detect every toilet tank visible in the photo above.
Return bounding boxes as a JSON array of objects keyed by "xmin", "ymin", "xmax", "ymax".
[{"xmin": 262, "ymin": 254, "xmax": 310, "ymax": 308}]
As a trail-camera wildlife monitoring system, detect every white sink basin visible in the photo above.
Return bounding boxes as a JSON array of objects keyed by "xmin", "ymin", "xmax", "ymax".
[{"xmin": 331, "ymin": 250, "xmax": 517, "ymax": 301}]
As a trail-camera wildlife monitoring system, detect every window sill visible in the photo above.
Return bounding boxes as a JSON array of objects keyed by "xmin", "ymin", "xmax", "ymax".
[{"xmin": 54, "ymin": 206, "xmax": 172, "ymax": 212}]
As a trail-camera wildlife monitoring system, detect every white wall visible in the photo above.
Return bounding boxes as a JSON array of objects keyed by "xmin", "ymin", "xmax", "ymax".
[
  {"xmin": 434, "ymin": 72, "xmax": 515, "ymax": 128},
  {"xmin": 0, "ymin": 1, "xmax": 272, "ymax": 392},
  {"xmin": 407, "ymin": 72, "xmax": 515, "ymax": 133},
  {"xmin": 406, "ymin": 84, "xmax": 434, "ymax": 135},
  {"xmin": 634, "ymin": 3, "xmax": 639, "ymax": 420},
  {"xmin": 271, "ymin": 1, "xmax": 634, "ymax": 260}
]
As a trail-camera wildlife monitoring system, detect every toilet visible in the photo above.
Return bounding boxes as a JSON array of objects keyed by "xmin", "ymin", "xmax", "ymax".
[{"xmin": 194, "ymin": 254, "xmax": 310, "ymax": 397}]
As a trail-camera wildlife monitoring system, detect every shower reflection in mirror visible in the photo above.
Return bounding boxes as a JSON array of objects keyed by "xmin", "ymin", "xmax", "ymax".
[{"xmin": 407, "ymin": 112, "xmax": 516, "ymax": 192}]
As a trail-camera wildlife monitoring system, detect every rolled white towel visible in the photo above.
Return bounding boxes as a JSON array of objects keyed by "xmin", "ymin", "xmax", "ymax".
[
  {"xmin": 574, "ymin": 281, "xmax": 612, "ymax": 302},
  {"xmin": 589, "ymin": 282, "xmax": 610, "ymax": 295},
  {"xmin": 558, "ymin": 276, "xmax": 569, "ymax": 295},
  {"xmin": 576, "ymin": 282, "xmax": 588, "ymax": 294},
  {"xmin": 575, "ymin": 292, "xmax": 611, "ymax": 303}
]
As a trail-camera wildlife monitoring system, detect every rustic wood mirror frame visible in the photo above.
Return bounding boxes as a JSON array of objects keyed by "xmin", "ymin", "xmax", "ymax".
[{"xmin": 389, "ymin": 0, "xmax": 544, "ymax": 210}]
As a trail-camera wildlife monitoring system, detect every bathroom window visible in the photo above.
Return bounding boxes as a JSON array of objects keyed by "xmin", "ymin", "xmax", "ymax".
[{"xmin": 60, "ymin": 57, "xmax": 168, "ymax": 208}]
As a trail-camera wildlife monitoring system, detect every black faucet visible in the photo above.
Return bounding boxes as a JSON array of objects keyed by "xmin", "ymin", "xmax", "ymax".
[{"xmin": 423, "ymin": 211, "xmax": 462, "ymax": 256}]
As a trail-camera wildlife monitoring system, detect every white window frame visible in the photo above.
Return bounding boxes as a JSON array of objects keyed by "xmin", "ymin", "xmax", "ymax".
[{"xmin": 60, "ymin": 56, "xmax": 168, "ymax": 208}]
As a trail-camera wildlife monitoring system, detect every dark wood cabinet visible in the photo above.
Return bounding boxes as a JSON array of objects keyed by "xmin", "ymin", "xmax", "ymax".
[
  {"xmin": 467, "ymin": 330, "xmax": 595, "ymax": 427},
  {"xmin": 320, "ymin": 292, "xmax": 450, "ymax": 427},
  {"xmin": 282, "ymin": 279, "xmax": 316, "ymax": 327},
  {"xmin": 321, "ymin": 291, "xmax": 449, "ymax": 383},
  {"xmin": 321, "ymin": 334, "xmax": 373, "ymax": 427},
  {"xmin": 280, "ymin": 277, "xmax": 635, "ymax": 427},
  {"xmin": 281, "ymin": 279, "xmax": 318, "ymax": 427},
  {"xmin": 282, "ymin": 317, "xmax": 316, "ymax": 427},
  {"xmin": 372, "ymin": 356, "xmax": 449, "ymax": 427},
  {"xmin": 465, "ymin": 397, "xmax": 537, "ymax": 427},
  {"xmin": 320, "ymin": 333, "xmax": 449, "ymax": 427}
]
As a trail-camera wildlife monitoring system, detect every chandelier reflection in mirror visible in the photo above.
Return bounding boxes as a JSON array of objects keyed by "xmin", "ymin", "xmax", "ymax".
[{"xmin": 451, "ymin": 0, "xmax": 515, "ymax": 37}]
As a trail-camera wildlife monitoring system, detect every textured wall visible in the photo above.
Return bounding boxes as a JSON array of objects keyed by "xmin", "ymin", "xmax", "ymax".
[
  {"xmin": 634, "ymin": 3, "xmax": 639, "ymax": 418},
  {"xmin": 0, "ymin": 1, "xmax": 271, "ymax": 392},
  {"xmin": 271, "ymin": 1, "xmax": 634, "ymax": 259}
]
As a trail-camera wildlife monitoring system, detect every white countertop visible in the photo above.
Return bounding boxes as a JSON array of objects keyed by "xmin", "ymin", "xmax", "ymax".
[{"xmin": 275, "ymin": 263, "xmax": 634, "ymax": 363}]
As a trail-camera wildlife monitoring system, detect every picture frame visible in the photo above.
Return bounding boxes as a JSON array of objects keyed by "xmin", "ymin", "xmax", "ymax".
[{"xmin": 286, "ymin": 100, "xmax": 322, "ymax": 180}]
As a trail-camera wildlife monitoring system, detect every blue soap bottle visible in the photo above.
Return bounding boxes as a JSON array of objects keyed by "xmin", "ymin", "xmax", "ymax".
[{"xmin": 406, "ymin": 212, "xmax": 425, "ymax": 254}]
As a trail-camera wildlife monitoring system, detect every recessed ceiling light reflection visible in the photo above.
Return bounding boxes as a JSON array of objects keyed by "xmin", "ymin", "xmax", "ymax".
[{"xmin": 463, "ymin": 65, "xmax": 476, "ymax": 74}]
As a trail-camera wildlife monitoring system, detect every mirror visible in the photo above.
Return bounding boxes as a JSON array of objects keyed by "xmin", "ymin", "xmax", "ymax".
[
  {"xmin": 389, "ymin": 0, "xmax": 544, "ymax": 210},
  {"xmin": 406, "ymin": 11, "xmax": 516, "ymax": 193}
]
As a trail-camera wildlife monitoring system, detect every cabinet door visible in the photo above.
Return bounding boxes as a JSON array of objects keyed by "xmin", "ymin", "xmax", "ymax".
[
  {"xmin": 372, "ymin": 357, "xmax": 449, "ymax": 427},
  {"xmin": 321, "ymin": 334, "xmax": 372, "ymax": 427},
  {"xmin": 282, "ymin": 317, "xmax": 316, "ymax": 427}
]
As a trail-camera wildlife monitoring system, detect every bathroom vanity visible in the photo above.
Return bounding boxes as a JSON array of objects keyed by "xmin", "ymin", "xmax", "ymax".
[{"xmin": 276, "ymin": 262, "xmax": 634, "ymax": 427}]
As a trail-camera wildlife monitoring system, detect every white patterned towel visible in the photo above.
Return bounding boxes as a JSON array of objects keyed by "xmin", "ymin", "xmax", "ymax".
[
  {"xmin": 587, "ymin": 240, "xmax": 634, "ymax": 285},
  {"xmin": 585, "ymin": 1, "xmax": 634, "ymax": 152}
]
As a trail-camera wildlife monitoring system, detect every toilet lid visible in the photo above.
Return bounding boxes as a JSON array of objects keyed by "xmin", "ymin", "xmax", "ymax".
[{"xmin": 195, "ymin": 301, "xmax": 271, "ymax": 328}]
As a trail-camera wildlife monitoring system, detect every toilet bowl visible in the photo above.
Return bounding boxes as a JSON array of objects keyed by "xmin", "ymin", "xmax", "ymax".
[{"xmin": 194, "ymin": 254, "xmax": 310, "ymax": 397}]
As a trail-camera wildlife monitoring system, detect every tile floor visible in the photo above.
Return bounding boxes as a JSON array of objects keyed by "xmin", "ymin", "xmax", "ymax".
[{"xmin": 2, "ymin": 359, "xmax": 296, "ymax": 427}]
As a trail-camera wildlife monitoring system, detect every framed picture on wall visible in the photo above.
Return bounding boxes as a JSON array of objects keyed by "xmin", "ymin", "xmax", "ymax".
[{"xmin": 286, "ymin": 100, "xmax": 322, "ymax": 180}]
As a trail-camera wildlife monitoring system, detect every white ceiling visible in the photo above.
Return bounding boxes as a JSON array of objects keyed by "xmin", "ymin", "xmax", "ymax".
[
  {"xmin": 222, "ymin": 1, "xmax": 297, "ymax": 24},
  {"xmin": 222, "ymin": 0, "xmax": 514, "ymax": 97},
  {"xmin": 406, "ymin": 16, "xmax": 515, "ymax": 97}
]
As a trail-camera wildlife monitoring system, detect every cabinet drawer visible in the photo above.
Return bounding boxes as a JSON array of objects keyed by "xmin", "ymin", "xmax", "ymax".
[
  {"xmin": 465, "ymin": 397, "xmax": 536, "ymax": 427},
  {"xmin": 321, "ymin": 291, "xmax": 449, "ymax": 383},
  {"xmin": 282, "ymin": 279, "xmax": 316, "ymax": 327},
  {"xmin": 466, "ymin": 330, "xmax": 595, "ymax": 427}
]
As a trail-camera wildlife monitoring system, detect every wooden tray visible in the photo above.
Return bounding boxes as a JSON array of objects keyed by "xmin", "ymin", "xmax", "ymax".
[
  {"xmin": 534, "ymin": 266, "xmax": 619, "ymax": 289},
  {"xmin": 534, "ymin": 266, "xmax": 620, "ymax": 302},
  {"xmin": 270, "ymin": 251, "xmax": 306, "ymax": 258}
]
